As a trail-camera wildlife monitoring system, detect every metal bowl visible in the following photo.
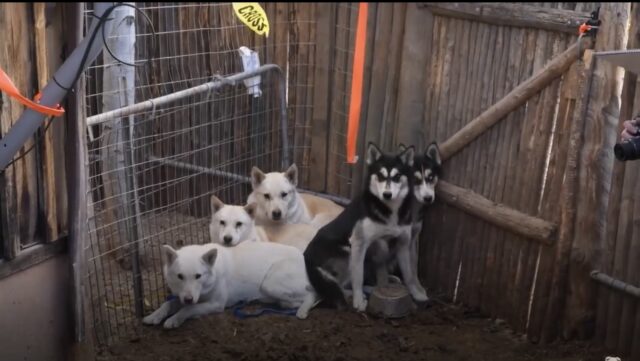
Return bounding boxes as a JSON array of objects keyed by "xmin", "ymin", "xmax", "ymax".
[{"xmin": 366, "ymin": 283, "xmax": 416, "ymax": 319}]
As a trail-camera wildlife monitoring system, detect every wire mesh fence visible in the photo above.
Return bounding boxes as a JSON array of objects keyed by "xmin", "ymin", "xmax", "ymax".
[
  {"xmin": 326, "ymin": 2, "xmax": 358, "ymax": 199},
  {"xmin": 80, "ymin": 2, "xmax": 355, "ymax": 346}
]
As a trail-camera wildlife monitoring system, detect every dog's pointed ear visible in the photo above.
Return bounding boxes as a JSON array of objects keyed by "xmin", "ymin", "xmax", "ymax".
[
  {"xmin": 244, "ymin": 203, "xmax": 257, "ymax": 219},
  {"xmin": 366, "ymin": 142, "xmax": 383, "ymax": 165},
  {"xmin": 162, "ymin": 245, "xmax": 178, "ymax": 265},
  {"xmin": 425, "ymin": 142, "xmax": 442, "ymax": 165},
  {"xmin": 202, "ymin": 247, "xmax": 218, "ymax": 267},
  {"xmin": 251, "ymin": 166, "xmax": 266, "ymax": 189},
  {"xmin": 398, "ymin": 145, "xmax": 415, "ymax": 167},
  {"xmin": 210, "ymin": 195, "xmax": 224, "ymax": 214},
  {"xmin": 284, "ymin": 163, "xmax": 298, "ymax": 186}
]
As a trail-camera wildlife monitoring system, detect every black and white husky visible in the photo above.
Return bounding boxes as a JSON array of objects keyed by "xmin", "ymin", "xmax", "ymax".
[
  {"xmin": 364, "ymin": 142, "xmax": 442, "ymax": 303},
  {"xmin": 303, "ymin": 142, "xmax": 428, "ymax": 312},
  {"xmin": 398, "ymin": 142, "xmax": 442, "ymax": 280}
]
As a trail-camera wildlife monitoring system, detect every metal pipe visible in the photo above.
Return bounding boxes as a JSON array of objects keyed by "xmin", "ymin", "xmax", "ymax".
[
  {"xmin": 0, "ymin": 2, "xmax": 114, "ymax": 171},
  {"xmin": 146, "ymin": 155, "xmax": 351, "ymax": 206},
  {"xmin": 148, "ymin": 155, "xmax": 252, "ymax": 184},
  {"xmin": 590, "ymin": 270, "xmax": 640, "ymax": 299},
  {"xmin": 90, "ymin": 63, "xmax": 293, "ymax": 203},
  {"xmin": 122, "ymin": 82, "xmax": 146, "ymax": 319},
  {"xmin": 86, "ymin": 64, "xmax": 286, "ymax": 126}
]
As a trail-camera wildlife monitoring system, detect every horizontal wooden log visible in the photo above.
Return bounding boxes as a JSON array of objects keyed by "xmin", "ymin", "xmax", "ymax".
[
  {"xmin": 420, "ymin": 3, "xmax": 591, "ymax": 35},
  {"xmin": 591, "ymin": 270, "xmax": 640, "ymax": 299},
  {"xmin": 439, "ymin": 36, "xmax": 593, "ymax": 161},
  {"xmin": 437, "ymin": 180, "xmax": 557, "ymax": 244}
]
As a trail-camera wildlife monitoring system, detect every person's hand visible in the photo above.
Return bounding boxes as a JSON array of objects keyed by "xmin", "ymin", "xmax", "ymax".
[{"xmin": 621, "ymin": 117, "xmax": 640, "ymax": 141}]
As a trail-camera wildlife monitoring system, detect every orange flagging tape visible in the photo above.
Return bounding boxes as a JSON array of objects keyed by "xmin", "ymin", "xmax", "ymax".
[
  {"xmin": 346, "ymin": 2, "xmax": 368, "ymax": 164},
  {"xmin": 0, "ymin": 67, "xmax": 65, "ymax": 117}
]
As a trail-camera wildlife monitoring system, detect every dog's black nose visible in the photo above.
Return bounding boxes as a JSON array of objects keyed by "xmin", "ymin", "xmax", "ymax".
[
  {"xmin": 383, "ymin": 192, "xmax": 392, "ymax": 200},
  {"xmin": 183, "ymin": 296, "xmax": 194, "ymax": 304},
  {"xmin": 272, "ymin": 210, "xmax": 282, "ymax": 220},
  {"xmin": 223, "ymin": 235, "xmax": 233, "ymax": 245},
  {"xmin": 424, "ymin": 195, "xmax": 434, "ymax": 203}
]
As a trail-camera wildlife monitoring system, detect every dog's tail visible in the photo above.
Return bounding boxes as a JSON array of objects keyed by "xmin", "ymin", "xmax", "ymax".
[{"xmin": 304, "ymin": 257, "xmax": 347, "ymax": 309}]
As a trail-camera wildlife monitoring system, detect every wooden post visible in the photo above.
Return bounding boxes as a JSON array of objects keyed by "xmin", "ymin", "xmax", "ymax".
[
  {"xmin": 64, "ymin": 3, "xmax": 94, "ymax": 358},
  {"xmin": 437, "ymin": 181, "xmax": 557, "ymax": 244},
  {"xmin": 439, "ymin": 36, "xmax": 593, "ymax": 161},
  {"xmin": 526, "ymin": 59, "xmax": 584, "ymax": 343},
  {"xmin": 394, "ymin": 3, "xmax": 432, "ymax": 150},
  {"xmin": 99, "ymin": 3, "xmax": 141, "ymax": 270},
  {"xmin": 420, "ymin": 3, "xmax": 591, "ymax": 35},
  {"xmin": 361, "ymin": 3, "xmax": 402, "ymax": 151},
  {"xmin": 536, "ymin": 49, "xmax": 594, "ymax": 343},
  {"xmin": 560, "ymin": 2, "xmax": 631, "ymax": 341},
  {"xmin": 597, "ymin": 3, "xmax": 640, "ymax": 353}
]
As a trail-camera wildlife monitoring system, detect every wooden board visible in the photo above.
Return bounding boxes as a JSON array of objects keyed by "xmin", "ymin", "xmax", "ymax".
[{"xmin": 0, "ymin": 3, "xmax": 39, "ymax": 257}]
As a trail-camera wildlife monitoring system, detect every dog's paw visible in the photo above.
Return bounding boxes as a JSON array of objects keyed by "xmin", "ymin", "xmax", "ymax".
[
  {"xmin": 163, "ymin": 315, "xmax": 184, "ymax": 329},
  {"xmin": 296, "ymin": 308, "xmax": 309, "ymax": 319},
  {"xmin": 142, "ymin": 310, "xmax": 166, "ymax": 326},
  {"xmin": 352, "ymin": 294, "xmax": 368, "ymax": 312},
  {"xmin": 409, "ymin": 285, "xmax": 429, "ymax": 303}
]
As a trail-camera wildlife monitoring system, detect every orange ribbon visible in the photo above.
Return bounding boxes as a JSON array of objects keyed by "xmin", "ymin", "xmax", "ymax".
[
  {"xmin": 346, "ymin": 2, "xmax": 368, "ymax": 164},
  {"xmin": 0, "ymin": 67, "xmax": 65, "ymax": 117}
]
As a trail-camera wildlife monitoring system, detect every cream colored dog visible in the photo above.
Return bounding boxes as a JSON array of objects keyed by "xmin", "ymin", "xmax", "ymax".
[{"xmin": 247, "ymin": 164, "xmax": 344, "ymax": 230}]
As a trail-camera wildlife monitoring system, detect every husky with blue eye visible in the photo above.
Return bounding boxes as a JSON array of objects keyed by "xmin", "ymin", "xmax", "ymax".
[{"xmin": 301, "ymin": 142, "xmax": 428, "ymax": 314}]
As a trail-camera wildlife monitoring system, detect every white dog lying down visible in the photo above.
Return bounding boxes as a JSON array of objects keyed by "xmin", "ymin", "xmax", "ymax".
[
  {"xmin": 209, "ymin": 195, "xmax": 318, "ymax": 252},
  {"xmin": 142, "ymin": 241, "xmax": 318, "ymax": 329}
]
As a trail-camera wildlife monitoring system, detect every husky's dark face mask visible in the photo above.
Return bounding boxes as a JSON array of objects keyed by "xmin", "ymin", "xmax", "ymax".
[
  {"xmin": 400, "ymin": 142, "xmax": 442, "ymax": 205},
  {"xmin": 365, "ymin": 142, "xmax": 414, "ymax": 202}
]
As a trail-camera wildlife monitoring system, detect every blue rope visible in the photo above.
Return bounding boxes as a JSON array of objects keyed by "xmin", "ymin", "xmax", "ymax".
[
  {"xmin": 164, "ymin": 284, "xmax": 379, "ymax": 320},
  {"xmin": 232, "ymin": 301, "xmax": 298, "ymax": 319},
  {"xmin": 165, "ymin": 294, "xmax": 297, "ymax": 319}
]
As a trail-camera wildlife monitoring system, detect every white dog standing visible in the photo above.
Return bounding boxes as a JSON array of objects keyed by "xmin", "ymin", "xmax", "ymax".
[{"xmin": 142, "ymin": 241, "xmax": 318, "ymax": 329}]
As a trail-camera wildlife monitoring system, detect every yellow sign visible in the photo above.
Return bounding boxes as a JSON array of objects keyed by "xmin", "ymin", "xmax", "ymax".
[{"xmin": 232, "ymin": 3, "xmax": 270, "ymax": 37}]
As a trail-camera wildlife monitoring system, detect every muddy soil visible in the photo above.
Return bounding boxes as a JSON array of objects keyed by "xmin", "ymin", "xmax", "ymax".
[{"xmin": 96, "ymin": 302, "xmax": 606, "ymax": 361}]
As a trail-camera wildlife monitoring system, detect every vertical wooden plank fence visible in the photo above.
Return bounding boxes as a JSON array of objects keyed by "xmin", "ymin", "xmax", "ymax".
[{"xmin": 5, "ymin": 2, "xmax": 640, "ymax": 358}]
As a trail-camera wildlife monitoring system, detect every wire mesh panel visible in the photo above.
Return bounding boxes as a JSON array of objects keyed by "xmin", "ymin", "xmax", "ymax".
[
  {"xmin": 326, "ymin": 3, "xmax": 358, "ymax": 199},
  {"xmin": 81, "ymin": 2, "xmax": 319, "ymax": 346}
]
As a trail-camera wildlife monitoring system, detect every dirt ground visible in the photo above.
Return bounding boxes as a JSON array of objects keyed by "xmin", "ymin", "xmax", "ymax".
[
  {"xmin": 88, "ymin": 212, "xmax": 607, "ymax": 361},
  {"xmin": 95, "ymin": 301, "xmax": 607, "ymax": 361}
]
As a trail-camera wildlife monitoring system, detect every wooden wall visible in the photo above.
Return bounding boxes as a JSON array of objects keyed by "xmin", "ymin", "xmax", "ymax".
[
  {"xmin": 308, "ymin": 3, "xmax": 639, "ymax": 358},
  {"xmin": 594, "ymin": 3, "xmax": 640, "ymax": 358},
  {"xmin": 0, "ymin": 3, "xmax": 68, "ymax": 258},
  {"xmin": 71, "ymin": 2, "xmax": 640, "ymax": 357}
]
